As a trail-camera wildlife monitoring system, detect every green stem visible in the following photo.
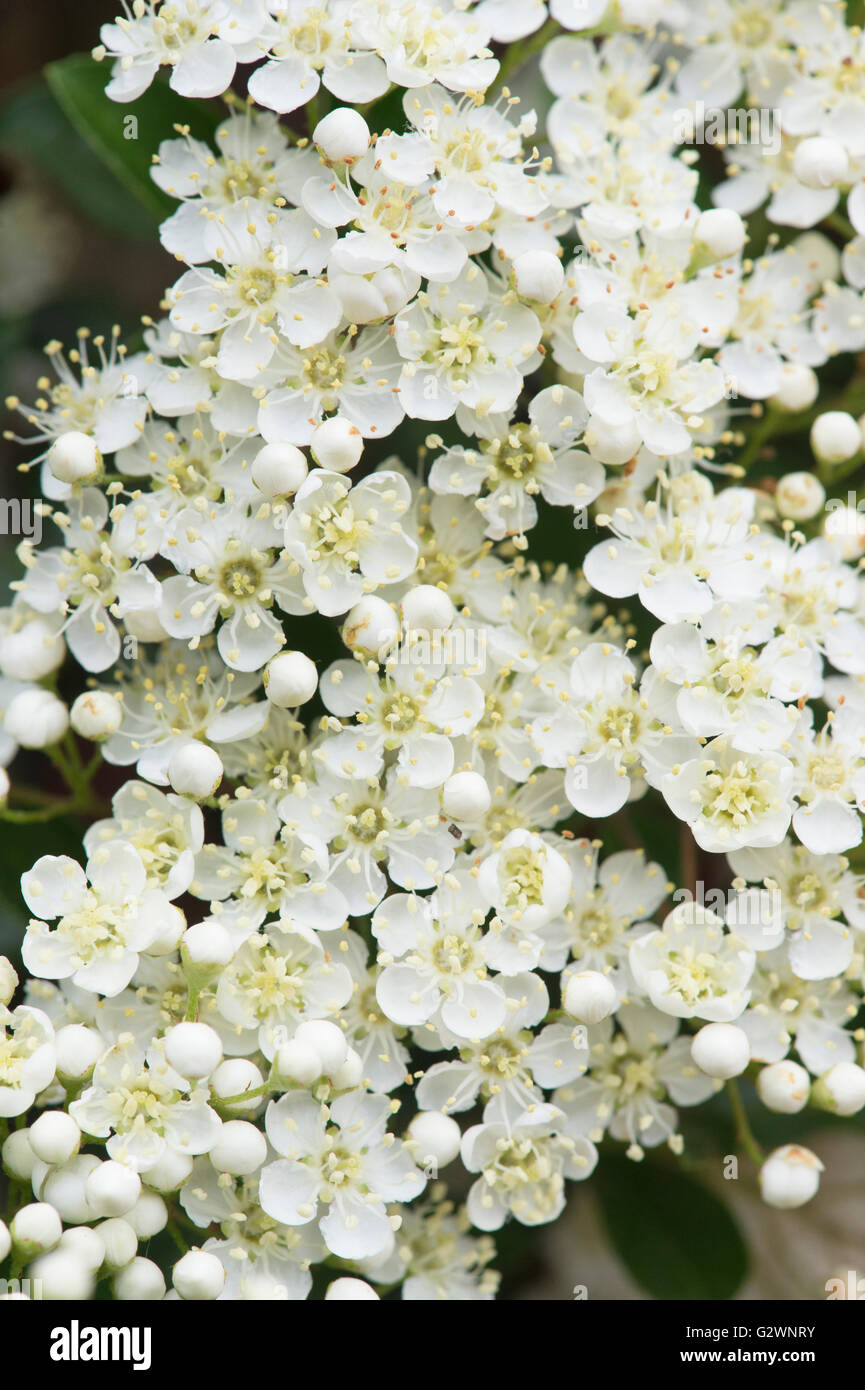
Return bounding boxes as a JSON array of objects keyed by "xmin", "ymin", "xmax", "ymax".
[{"xmin": 727, "ymin": 1078, "xmax": 764, "ymax": 1166}]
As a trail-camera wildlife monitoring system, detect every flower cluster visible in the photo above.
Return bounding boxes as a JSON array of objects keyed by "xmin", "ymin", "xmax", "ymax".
[{"xmin": 3, "ymin": 0, "xmax": 865, "ymax": 1302}]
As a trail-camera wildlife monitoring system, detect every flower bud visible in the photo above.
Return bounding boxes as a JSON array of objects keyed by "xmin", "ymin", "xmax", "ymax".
[
  {"xmin": 85, "ymin": 1159, "xmax": 142, "ymax": 1217},
  {"xmin": 59, "ymin": 1225, "xmax": 105, "ymax": 1273},
  {"xmin": 824, "ymin": 501, "xmax": 865, "ymax": 559},
  {"xmin": 173, "ymin": 1249, "xmax": 226, "ymax": 1301},
  {"xmin": 181, "ymin": 921, "xmax": 235, "ymax": 986},
  {"xmin": 0, "ymin": 955, "xmax": 18, "ymax": 1006},
  {"xmin": 126, "ymin": 1192, "xmax": 168, "ymax": 1240},
  {"xmin": 811, "ymin": 410, "xmax": 861, "ymax": 465},
  {"xmin": 401, "ymin": 585, "xmax": 455, "ymax": 636},
  {"xmin": 164, "ymin": 1021, "xmax": 223, "ymax": 1079},
  {"xmin": 770, "ymin": 364, "xmax": 819, "ymax": 413},
  {"xmin": 325, "ymin": 1277, "xmax": 380, "ymax": 1300},
  {"xmin": 442, "ymin": 770, "xmax": 491, "ymax": 822},
  {"xmin": 138, "ymin": 1149, "xmax": 193, "ymax": 1192},
  {"xmin": 793, "ymin": 136, "xmax": 849, "ymax": 189},
  {"xmin": 70, "ymin": 691, "xmax": 122, "ymax": 740},
  {"xmin": 314, "ymin": 107, "xmax": 370, "ymax": 164},
  {"xmin": 167, "ymin": 741, "xmax": 223, "ymax": 799},
  {"xmin": 41, "ymin": 1156, "xmax": 99, "ymax": 1224},
  {"xmin": 210, "ymin": 1059, "xmax": 264, "ymax": 1113},
  {"xmin": 294, "ymin": 1019, "xmax": 348, "ymax": 1075},
  {"xmin": 407, "ymin": 1111, "xmax": 461, "ymax": 1168},
  {"xmin": 564, "ymin": 970, "xmax": 617, "ymax": 1025},
  {"xmin": 512, "ymin": 250, "xmax": 564, "ymax": 303},
  {"xmin": 0, "ymin": 617, "xmax": 64, "ymax": 681},
  {"xmin": 774, "ymin": 471, "xmax": 825, "ymax": 521},
  {"xmin": 114, "ymin": 1256, "xmax": 166, "ymax": 1300},
  {"xmin": 55, "ymin": 1024, "xmax": 104, "ymax": 1080},
  {"xmin": 812, "ymin": 1061, "xmax": 865, "ymax": 1116},
  {"xmin": 251, "ymin": 442, "xmax": 308, "ymax": 497},
  {"xmin": 756, "ymin": 1060, "xmax": 810, "ymax": 1113},
  {"xmin": 310, "ymin": 417, "xmax": 364, "ymax": 473},
  {"xmin": 46, "ymin": 431, "xmax": 102, "ymax": 486},
  {"xmin": 10, "ymin": 1202, "xmax": 62, "ymax": 1256},
  {"xmin": 0, "ymin": 1220, "xmax": 10, "ymax": 1263},
  {"xmin": 29, "ymin": 1249, "xmax": 95, "ymax": 1300},
  {"xmin": 694, "ymin": 208, "xmax": 746, "ymax": 260},
  {"xmin": 329, "ymin": 1046, "xmax": 364, "ymax": 1090},
  {"xmin": 264, "ymin": 650, "xmax": 318, "ymax": 707},
  {"xmin": 760, "ymin": 1144, "xmax": 823, "ymax": 1209},
  {"xmin": 124, "ymin": 607, "xmax": 169, "ymax": 643},
  {"xmin": 2, "ymin": 1128, "xmax": 37, "ymax": 1181},
  {"xmin": 343, "ymin": 596, "xmax": 399, "ymax": 655},
  {"xmin": 329, "ymin": 264, "xmax": 415, "ymax": 321},
  {"xmin": 209, "ymin": 1120, "xmax": 267, "ymax": 1176},
  {"xmin": 690, "ymin": 1023, "xmax": 750, "ymax": 1080},
  {"xmin": 5, "ymin": 688, "xmax": 68, "ymax": 748},
  {"xmin": 28, "ymin": 1111, "xmax": 81, "ymax": 1166},
  {"xmin": 0, "ymin": 767, "xmax": 8, "ymax": 804},
  {"xmin": 98, "ymin": 1216, "xmax": 138, "ymax": 1269},
  {"xmin": 274, "ymin": 1037, "xmax": 322, "ymax": 1086}
]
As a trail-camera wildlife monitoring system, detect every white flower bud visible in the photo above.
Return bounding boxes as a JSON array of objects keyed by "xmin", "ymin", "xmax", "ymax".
[
  {"xmin": 0, "ymin": 617, "xmax": 64, "ymax": 681},
  {"xmin": 98, "ymin": 1216, "xmax": 138, "ymax": 1270},
  {"xmin": 756, "ymin": 1060, "xmax": 811, "ymax": 1113},
  {"xmin": 46, "ymin": 431, "xmax": 102, "ymax": 486},
  {"xmin": 690, "ymin": 1023, "xmax": 750, "ymax": 1080},
  {"xmin": 5, "ymin": 688, "xmax": 68, "ymax": 749},
  {"xmin": 167, "ymin": 741, "xmax": 223, "ymax": 799},
  {"xmin": 401, "ymin": 585, "xmax": 455, "ymax": 636},
  {"xmin": 0, "ymin": 955, "xmax": 18, "ymax": 1006},
  {"xmin": 330, "ymin": 265, "xmax": 414, "ymax": 322},
  {"xmin": 811, "ymin": 410, "xmax": 861, "ymax": 465},
  {"xmin": 564, "ymin": 971, "xmax": 617, "ymax": 1025},
  {"xmin": 407, "ymin": 1111, "xmax": 461, "ymax": 1168},
  {"xmin": 55, "ymin": 1024, "xmax": 104, "ymax": 1080},
  {"xmin": 145, "ymin": 902, "xmax": 185, "ymax": 958},
  {"xmin": 59, "ymin": 1225, "xmax": 105, "ymax": 1272},
  {"xmin": 314, "ymin": 107, "xmax": 370, "ymax": 163},
  {"xmin": 126, "ymin": 1192, "xmax": 168, "ymax": 1241},
  {"xmin": 0, "ymin": 1220, "xmax": 10, "ymax": 1263},
  {"xmin": 70, "ymin": 691, "xmax": 122, "ymax": 740},
  {"xmin": 694, "ymin": 208, "xmax": 746, "ymax": 260},
  {"xmin": 209, "ymin": 1120, "xmax": 267, "ymax": 1176},
  {"xmin": 824, "ymin": 501, "xmax": 865, "ymax": 559},
  {"xmin": 2, "ymin": 1128, "xmax": 37, "ymax": 1181},
  {"xmin": 173, "ymin": 1249, "xmax": 226, "ymax": 1301},
  {"xmin": 325, "ymin": 1277, "xmax": 380, "ymax": 1300},
  {"xmin": 274, "ymin": 1037, "xmax": 322, "ymax": 1086},
  {"xmin": 760, "ymin": 1143, "xmax": 823, "ymax": 1209},
  {"xmin": 164, "ymin": 1021, "xmax": 223, "ymax": 1079},
  {"xmin": 264, "ymin": 650, "xmax": 318, "ymax": 707},
  {"xmin": 294, "ymin": 1019, "xmax": 348, "ymax": 1075},
  {"xmin": 28, "ymin": 1112, "xmax": 81, "ymax": 1166},
  {"xmin": 41, "ymin": 1157, "xmax": 99, "ymax": 1224},
  {"xmin": 343, "ymin": 596, "xmax": 400, "ymax": 655},
  {"xmin": 124, "ymin": 607, "xmax": 169, "ymax": 643},
  {"xmin": 210, "ymin": 1059, "xmax": 264, "ymax": 1113},
  {"xmin": 138, "ymin": 1149, "xmax": 193, "ymax": 1192},
  {"xmin": 329, "ymin": 1046, "xmax": 364, "ymax": 1090},
  {"xmin": 0, "ymin": 767, "xmax": 8, "ymax": 804},
  {"xmin": 29, "ymin": 1249, "xmax": 95, "ymax": 1300},
  {"xmin": 770, "ymin": 364, "xmax": 819, "ymax": 413},
  {"xmin": 114, "ymin": 1256, "xmax": 166, "ymax": 1301},
  {"xmin": 85, "ymin": 1159, "xmax": 141, "ymax": 1217},
  {"xmin": 310, "ymin": 417, "xmax": 364, "ymax": 473},
  {"xmin": 774, "ymin": 471, "xmax": 826, "ymax": 520},
  {"xmin": 251, "ymin": 442, "xmax": 308, "ymax": 497},
  {"xmin": 441, "ymin": 771, "xmax": 491, "ymax": 823},
  {"xmin": 181, "ymin": 921, "xmax": 235, "ymax": 985},
  {"xmin": 512, "ymin": 250, "xmax": 564, "ymax": 303},
  {"xmin": 10, "ymin": 1202, "xmax": 62, "ymax": 1256},
  {"xmin": 793, "ymin": 136, "xmax": 849, "ymax": 189},
  {"xmin": 812, "ymin": 1061, "xmax": 865, "ymax": 1116}
]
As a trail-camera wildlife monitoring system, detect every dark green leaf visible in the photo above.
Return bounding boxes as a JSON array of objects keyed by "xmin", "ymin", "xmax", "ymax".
[{"xmin": 594, "ymin": 1153, "xmax": 748, "ymax": 1299}]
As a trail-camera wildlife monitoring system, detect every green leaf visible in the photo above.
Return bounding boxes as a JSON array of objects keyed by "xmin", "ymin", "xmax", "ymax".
[
  {"xmin": 594, "ymin": 1153, "xmax": 748, "ymax": 1299},
  {"xmin": 43, "ymin": 53, "xmax": 220, "ymax": 225}
]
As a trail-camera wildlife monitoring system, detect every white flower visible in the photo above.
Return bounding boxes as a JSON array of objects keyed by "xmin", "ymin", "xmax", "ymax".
[
  {"xmin": 247, "ymin": 0, "xmax": 388, "ymax": 115},
  {"xmin": 461, "ymin": 1097, "xmax": 597, "ymax": 1230},
  {"xmin": 70, "ymin": 1035, "xmax": 222, "ymax": 1170},
  {"xmin": 662, "ymin": 737, "xmax": 795, "ymax": 853},
  {"xmin": 98, "ymin": 0, "xmax": 263, "ymax": 101},
  {"xmin": 394, "ymin": 265, "xmax": 541, "ymax": 421},
  {"xmin": 788, "ymin": 708, "xmax": 865, "ymax": 855},
  {"xmin": 359, "ymin": 1198, "xmax": 499, "ymax": 1300},
  {"xmin": 736, "ymin": 950, "xmax": 859, "ymax": 1074},
  {"xmin": 561, "ymin": 842, "xmax": 670, "ymax": 984},
  {"xmin": 477, "ymin": 830, "xmax": 571, "ymax": 936},
  {"xmin": 259, "ymin": 1090, "xmax": 425, "ymax": 1259},
  {"xmin": 629, "ymin": 902, "xmax": 756, "ymax": 1022},
  {"xmin": 717, "ymin": 248, "xmax": 824, "ymax": 400},
  {"xmin": 83, "ymin": 780, "xmax": 205, "ymax": 900},
  {"xmin": 0, "ymin": 1005, "xmax": 56, "ymax": 1117},
  {"xmin": 281, "ymin": 468, "xmax": 417, "ymax": 616},
  {"xmin": 21, "ymin": 843, "xmax": 183, "ymax": 997},
  {"xmin": 319, "ymin": 927, "xmax": 410, "ymax": 1093},
  {"xmin": 350, "ymin": 0, "xmax": 498, "ymax": 92}
]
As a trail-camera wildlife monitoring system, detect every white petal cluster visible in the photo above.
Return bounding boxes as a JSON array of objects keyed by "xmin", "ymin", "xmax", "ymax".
[{"xmin": 7, "ymin": 0, "xmax": 865, "ymax": 1301}]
